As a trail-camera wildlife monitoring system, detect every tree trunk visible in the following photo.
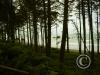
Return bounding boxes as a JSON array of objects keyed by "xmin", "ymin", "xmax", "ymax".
[
  {"xmin": 10, "ymin": 0, "xmax": 15, "ymax": 43},
  {"xmin": 40, "ymin": 19, "xmax": 44, "ymax": 53},
  {"xmin": 47, "ymin": 0, "xmax": 51, "ymax": 56},
  {"xmin": 27, "ymin": 20, "xmax": 29, "ymax": 45},
  {"xmin": 6, "ymin": 0, "xmax": 15, "ymax": 42},
  {"xmin": 79, "ymin": 0, "xmax": 82, "ymax": 54},
  {"xmin": 23, "ymin": 26, "xmax": 25, "ymax": 44},
  {"xmin": 82, "ymin": 0, "xmax": 86, "ymax": 54},
  {"xmin": 33, "ymin": 0, "xmax": 38, "ymax": 52},
  {"xmin": 89, "ymin": 29, "xmax": 91, "ymax": 52},
  {"xmin": 87, "ymin": 0, "xmax": 94, "ymax": 66},
  {"xmin": 59, "ymin": 1, "xmax": 69, "ymax": 74},
  {"xmin": 60, "ymin": 0, "xmax": 69, "ymax": 63},
  {"xmin": 56, "ymin": 24, "xmax": 58, "ymax": 48},
  {"xmin": 43, "ymin": 0, "xmax": 48, "ymax": 55},
  {"xmin": 29, "ymin": 13, "xmax": 32, "ymax": 46},
  {"xmin": 18, "ymin": 27, "xmax": 20, "ymax": 43}
]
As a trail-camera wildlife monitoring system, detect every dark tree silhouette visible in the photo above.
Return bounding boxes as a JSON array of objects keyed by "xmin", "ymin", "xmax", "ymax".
[
  {"xmin": 60, "ymin": 0, "xmax": 69, "ymax": 63},
  {"xmin": 87, "ymin": 0, "xmax": 94, "ymax": 66},
  {"xmin": 43, "ymin": 0, "xmax": 48, "ymax": 54},
  {"xmin": 79, "ymin": 0, "xmax": 82, "ymax": 54},
  {"xmin": 33, "ymin": 0, "xmax": 38, "ymax": 52},
  {"xmin": 82, "ymin": 0, "xmax": 86, "ymax": 54},
  {"xmin": 46, "ymin": 0, "xmax": 51, "ymax": 56}
]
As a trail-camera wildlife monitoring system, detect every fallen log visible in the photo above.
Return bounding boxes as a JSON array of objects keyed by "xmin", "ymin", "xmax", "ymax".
[{"xmin": 0, "ymin": 65, "xmax": 29, "ymax": 74}]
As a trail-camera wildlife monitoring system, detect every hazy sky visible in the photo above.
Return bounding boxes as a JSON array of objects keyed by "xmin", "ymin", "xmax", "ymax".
[
  {"xmin": 15, "ymin": 0, "xmax": 100, "ymax": 52},
  {"xmin": 51, "ymin": 0, "xmax": 100, "ymax": 38}
]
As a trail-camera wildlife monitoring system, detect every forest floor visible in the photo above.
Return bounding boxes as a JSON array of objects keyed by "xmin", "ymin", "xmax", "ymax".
[{"xmin": 0, "ymin": 40, "xmax": 100, "ymax": 75}]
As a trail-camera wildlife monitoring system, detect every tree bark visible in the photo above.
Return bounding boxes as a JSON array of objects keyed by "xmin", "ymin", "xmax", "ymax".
[
  {"xmin": 82, "ymin": 0, "xmax": 86, "ymax": 54},
  {"xmin": 6, "ymin": 0, "xmax": 15, "ymax": 42},
  {"xmin": 23, "ymin": 26, "xmax": 25, "ymax": 44},
  {"xmin": 29, "ymin": 13, "xmax": 32, "ymax": 46},
  {"xmin": 87, "ymin": 0, "xmax": 94, "ymax": 66},
  {"xmin": 47, "ymin": 0, "xmax": 51, "ymax": 56},
  {"xmin": 27, "ymin": 20, "xmax": 29, "ymax": 45},
  {"xmin": 79, "ymin": 0, "xmax": 82, "ymax": 54},
  {"xmin": 33, "ymin": 0, "xmax": 38, "ymax": 52},
  {"xmin": 60, "ymin": 0, "xmax": 69, "ymax": 63},
  {"xmin": 43, "ymin": 0, "xmax": 48, "ymax": 54}
]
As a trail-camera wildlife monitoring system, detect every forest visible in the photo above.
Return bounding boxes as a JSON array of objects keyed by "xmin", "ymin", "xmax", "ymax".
[{"xmin": 0, "ymin": 0, "xmax": 100, "ymax": 75}]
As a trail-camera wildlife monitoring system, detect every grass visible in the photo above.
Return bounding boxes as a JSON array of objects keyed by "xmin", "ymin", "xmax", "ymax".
[{"xmin": 0, "ymin": 41, "xmax": 100, "ymax": 75}]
